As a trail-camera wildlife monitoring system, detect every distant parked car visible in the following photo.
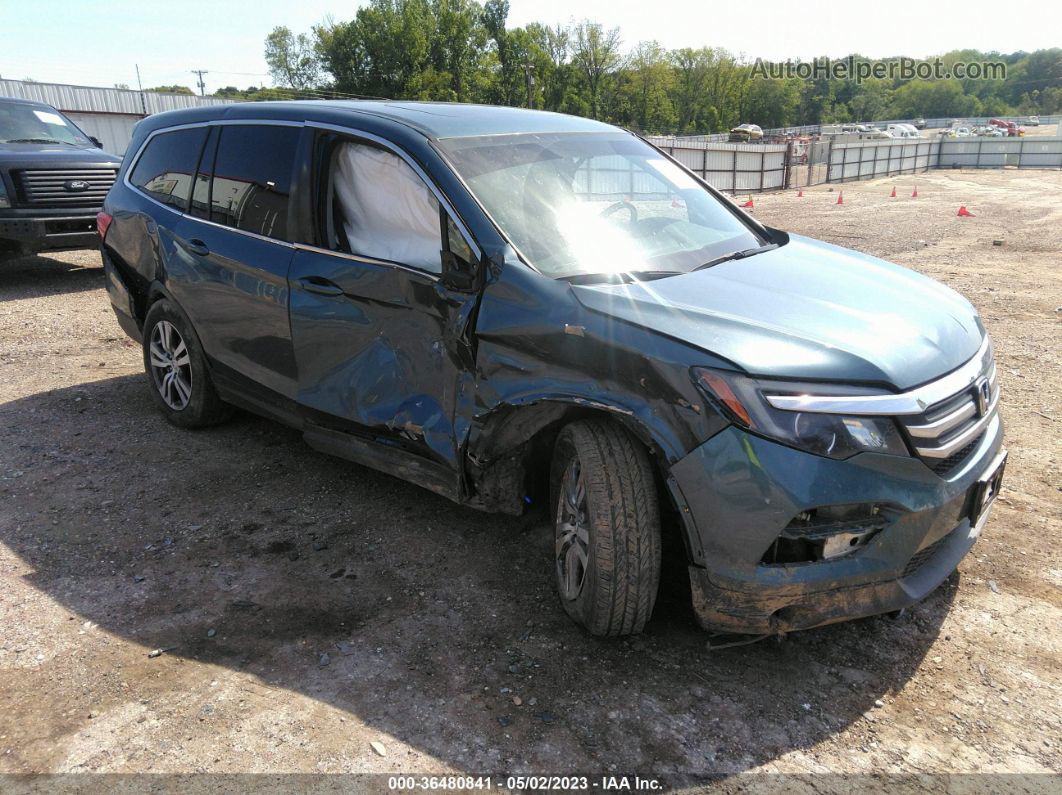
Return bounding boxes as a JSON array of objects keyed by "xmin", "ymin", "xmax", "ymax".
[
  {"xmin": 886, "ymin": 124, "xmax": 920, "ymax": 139},
  {"xmin": 99, "ymin": 101, "xmax": 1006, "ymax": 637},
  {"xmin": 728, "ymin": 123, "xmax": 763, "ymax": 142},
  {"xmin": 988, "ymin": 119, "xmax": 1024, "ymax": 137},
  {"xmin": 0, "ymin": 96, "xmax": 122, "ymax": 262},
  {"xmin": 912, "ymin": 118, "xmax": 926, "ymax": 130},
  {"xmin": 1026, "ymin": 115, "xmax": 1040, "ymax": 126}
]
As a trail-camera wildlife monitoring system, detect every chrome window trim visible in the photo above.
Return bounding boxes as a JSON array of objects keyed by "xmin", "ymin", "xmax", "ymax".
[
  {"xmin": 122, "ymin": 119, "xmax": 303, "ymax": 250},
  {"xmin": 304, "ymin": 121, "xmax": 482, "ymax": 265},
  {"xmin": 292, "ymin": 243, "xmax": 440, "ymax": 283},
  {"xmin": 764, "ymin": 336, "xmax": 993, "ymax": 416},
  {"xmin": 187, "ymin": 213, "xmax": 296, "ymax": 249}
]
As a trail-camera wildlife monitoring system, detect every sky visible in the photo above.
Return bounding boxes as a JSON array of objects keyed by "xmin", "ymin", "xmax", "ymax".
[{"xmin": 0, "ymin": 0, "xmax": 1057, "ymax": 94}]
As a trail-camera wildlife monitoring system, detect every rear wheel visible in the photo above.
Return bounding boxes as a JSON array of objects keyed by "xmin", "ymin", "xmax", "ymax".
[
  {"xmin": 142, "ymin": 299, "xmax": 232, "ymax": 428},
  {"xmin": 550, "ymin": 419, "xmax": 661, "ymax": 636}
]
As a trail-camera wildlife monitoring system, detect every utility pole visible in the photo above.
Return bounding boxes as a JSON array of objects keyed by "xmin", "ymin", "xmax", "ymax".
[
  {"xmin": 191, "ymin": 69, "xmax": 209, "ymax": 96},
  {"xmin": 523, "ymin": 62, "xmax": 534, "ymax": 109},
  {"xmin": 135, "ymin": 64, "xmax": 147, "ymax": 115}
]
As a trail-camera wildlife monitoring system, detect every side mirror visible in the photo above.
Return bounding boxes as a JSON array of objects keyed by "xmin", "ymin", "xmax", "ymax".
[
  {"xmin": 440, "ymin": 250, "xmax": 476, "ymax": 291},
  {"xmin": 90, "ymin": 137, "xmax": 104, "ymax": 149}
]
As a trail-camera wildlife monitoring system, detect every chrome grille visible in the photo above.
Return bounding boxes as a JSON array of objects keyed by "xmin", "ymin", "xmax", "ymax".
[
  {"xmin": 899, "ymin": 344, "xmax": 999, "ymax": 471},
  {"xmin": 15, "ymin": 168, "xmax": 117, "ymax": 207}
]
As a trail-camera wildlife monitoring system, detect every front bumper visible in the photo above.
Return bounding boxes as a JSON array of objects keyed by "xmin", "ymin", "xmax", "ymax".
[
  {"xmin": 0, "ymin": 210, "xmax": 99, "ymax": 253},
  {"xmin": 669, "ymin": 416, "xmax": 1004, "ymax": 634}
]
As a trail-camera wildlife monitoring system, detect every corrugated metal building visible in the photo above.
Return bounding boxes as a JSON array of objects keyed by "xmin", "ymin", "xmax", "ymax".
[{"xmin": 0, "ymin": 78, "xmax": 239, "ymax": 157}]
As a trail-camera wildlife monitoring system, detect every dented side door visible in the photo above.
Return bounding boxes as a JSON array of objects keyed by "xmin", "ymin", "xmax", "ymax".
[
  {"xmin": 287, "ymin": 130, "xmax": 481, "ymax": 495},
  {"xmin": 289, "ymin": 245, "xmax": 477, "ymax": 475}
]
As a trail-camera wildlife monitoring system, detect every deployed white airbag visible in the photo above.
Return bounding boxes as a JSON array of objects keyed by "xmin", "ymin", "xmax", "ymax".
[{"xmin": 333, "ymin": 142, "xmax": 442, "ymax": 272}]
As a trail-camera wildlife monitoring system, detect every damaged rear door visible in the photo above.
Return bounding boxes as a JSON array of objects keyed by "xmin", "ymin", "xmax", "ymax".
[{"xmin": 288, "ymin": 127, "xmax": 482, "ymax": 498}]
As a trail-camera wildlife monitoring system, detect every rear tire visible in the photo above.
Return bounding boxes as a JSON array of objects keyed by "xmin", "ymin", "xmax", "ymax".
[
  {"xmin": 142, "ymin": 299, "xmax": 232, "ymax": 428},
  {"xmin": 550, "ymin": 419, "xmax": 661, "ymax": 636}
]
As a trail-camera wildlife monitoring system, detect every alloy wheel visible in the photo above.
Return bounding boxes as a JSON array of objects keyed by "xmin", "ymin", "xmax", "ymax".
[
  {"xmin": 149, "ymin": 320, "xmax": 193, "ymax": 411},
  {"xmin": 556, "ymin": 457, "xmax": 590, "ymax": 600}
]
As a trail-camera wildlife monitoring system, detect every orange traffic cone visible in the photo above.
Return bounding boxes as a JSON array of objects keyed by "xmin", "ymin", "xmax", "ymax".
[
  {"xmin": 957, "ymin": 205, "xmax": 974, "ymax": 217},
  {"xmin": 836, "ymin": 192, "xmax": 844, "ymax": 205},
  {"xmin": 741, "ymin": 196, "xmax": 754, "ymax": 208},
  {"xmin": 912, "ymin": 186, "xmax": 919, "ymax": 198},
  {"xmin": 889, "ymin": 186, "xmax": 897, "ymax": 197},
  {"xmin": 797, "ymin": 189, "xmax": 804, "ymax": 197}
]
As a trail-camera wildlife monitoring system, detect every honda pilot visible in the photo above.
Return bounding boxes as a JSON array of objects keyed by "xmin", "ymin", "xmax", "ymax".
[
  {"xmin": 0, "ymin": 96, "xmax": 121, "ymax": 261},
  {"xmin": 99, "ymin": 102, "xmax": 1006, "ymax": 637}
]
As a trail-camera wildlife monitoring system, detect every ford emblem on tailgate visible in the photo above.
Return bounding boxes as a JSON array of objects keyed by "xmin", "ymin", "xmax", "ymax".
[{"xmin": 64, "ymin": 179, "xmax": 90, "ymax": 192}]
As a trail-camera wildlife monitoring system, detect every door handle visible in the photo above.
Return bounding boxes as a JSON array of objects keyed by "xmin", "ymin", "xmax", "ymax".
[
  {"xmin": 298, "ymin": 276, "xmax": 345, "ymax": 297},
  {"xmin": 181, "ymin": 238, "xmax": 209, "ymax": 257}
]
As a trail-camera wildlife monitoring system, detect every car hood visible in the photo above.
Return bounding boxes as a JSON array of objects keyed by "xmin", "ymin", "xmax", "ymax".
[
  {"xmin": 0, "ymin": 144, "xmax": 121, "ymax": 167},
  {"xmin": 571, "ymin": 234, "xmax": 984, "ymax": 390}
]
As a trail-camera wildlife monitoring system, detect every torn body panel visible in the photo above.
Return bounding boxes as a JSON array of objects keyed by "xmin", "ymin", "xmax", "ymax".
[
  {"xmin": 671, "ymin": 414, "xmax": 1004, "ymax": 633},
  {"xmin": 461, "ymin": 255, "xmax": 730, "ymax": 518}
]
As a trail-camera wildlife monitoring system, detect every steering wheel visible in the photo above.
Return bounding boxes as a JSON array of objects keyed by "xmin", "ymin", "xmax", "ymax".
[
  {"xmin": 601, "ymin": 200, "xmax": 638, "ymax": 224},
  {"xmin": 635, "ymin": 216, "xmax": 681, "ymax": 237}
]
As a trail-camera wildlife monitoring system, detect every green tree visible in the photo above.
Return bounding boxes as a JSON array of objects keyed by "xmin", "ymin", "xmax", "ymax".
[
  {"xmin": 888, "ymin": 79, "xmax": 981, "ymax": 118},
  {"xmin": 743, "ymin": 74, "xmax": 800, "ymax": 128},
  {"xmin": 571, "ymin": 21, "xmax": 622, "ymax": 119},
  {"xmin": 526, "ymin": 22, "xmax": 572, "ymax": 112},
  {"xmin": 315, "ymin": 0, "xmax": 434, "ymax": 98},
  {"xmin": 265, "ymin": 26, "xmax": 322, "ymax": 91},
  {"xmin": 624, "ymin": 41, "xmax": 674, "ymax": 132},
  {"xmin": 146, "ymin": 85, "xmax": 194, "ymax": 95}
]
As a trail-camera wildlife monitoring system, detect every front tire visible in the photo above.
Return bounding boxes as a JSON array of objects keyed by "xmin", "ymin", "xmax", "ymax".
[
  {"xmin": 142, "ymin": 299, "xmax": 232, "ymax": 428},
  {"xmin": 550, "ymin": 419, "xmax": 661, "ymax": 636}
]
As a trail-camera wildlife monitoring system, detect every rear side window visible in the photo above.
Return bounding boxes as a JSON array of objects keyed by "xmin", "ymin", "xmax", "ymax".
[
  {"xmin": 129, "ymin": 127, "xmax": 208, "ymax": 210},
  {"xmin": 209, "ymin": 124, "xmax": 299, "ymax": 240}
]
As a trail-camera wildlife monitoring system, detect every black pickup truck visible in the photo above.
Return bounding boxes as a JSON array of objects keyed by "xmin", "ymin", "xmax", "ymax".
[{"xmin": 0, "ymin": 96, "xmax": 122, "ymax": 261}]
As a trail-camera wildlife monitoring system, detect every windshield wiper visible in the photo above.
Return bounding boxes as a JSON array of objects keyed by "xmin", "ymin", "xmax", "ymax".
[
  {"xmin": 4, "ymin": 138, "xmax": 76, "ymax": 145},
  {"xmin": 696, "ymin": 243, "xmax": 778, "ymax": 271},
  {"xmin": 559, "ymin": 270, "xmax": 682, "ymax": 285}
]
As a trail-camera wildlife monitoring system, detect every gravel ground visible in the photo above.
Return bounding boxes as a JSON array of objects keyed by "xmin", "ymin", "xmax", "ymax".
[{"xmin": 0, "ymin": 169, "xmax": 1059, "ymax": 785}]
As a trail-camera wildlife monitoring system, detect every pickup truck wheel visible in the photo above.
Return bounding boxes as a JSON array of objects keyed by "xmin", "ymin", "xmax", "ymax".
[
  {"xmin": 142, "ymin": 300, "xmax": 232, "ymax": 428},
  {"xmin": 550, "ymin": 419, "xmax": 661, "ymax": 636}
]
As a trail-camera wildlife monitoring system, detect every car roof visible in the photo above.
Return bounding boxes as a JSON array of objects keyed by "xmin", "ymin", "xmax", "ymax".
[
  {"xmin": 0, "ymin": 95, "xmax": 57, "ymax": 109},
  {"xmin": 138, "ymin": 100, "xmax": 619, "ymax": 141}
]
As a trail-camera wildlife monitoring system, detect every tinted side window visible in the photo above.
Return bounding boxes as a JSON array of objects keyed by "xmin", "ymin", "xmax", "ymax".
[
  {"xmin": 210, "ymin": 125, "xmax": 298, "ymax": 240},
  {"xmin": 129, "ymin": 127, "xmax": 208, "ymax": 210}
]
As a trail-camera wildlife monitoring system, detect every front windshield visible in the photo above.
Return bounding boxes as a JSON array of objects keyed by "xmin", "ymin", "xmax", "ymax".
[
  {"xmin": 0, "ymin": 103, "xmax": 88, "ymax": 146},
  {"xmin": 438, "ymin": 132, "xmax": 763, "ymax": 279}
]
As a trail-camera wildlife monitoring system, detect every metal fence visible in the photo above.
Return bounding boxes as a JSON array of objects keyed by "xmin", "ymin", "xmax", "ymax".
[
  {"xmin": 647, "ymin": 134, "xmax": 1061, "ymax": 193},
  {"xmin": 0, "ymin": 78, "xmax": 235, "ymax": 115},
  {"xmin": 646, "ymin": 137, "xmax": 789, "ymax": 191},
  {"xmin": 938, "ymin": 137, "xmax": 1062, "ymax": 169},
  {"xmin": 666, "ymin": 116, "xmax": 1061, "ymax": 144},
  {"xmin": 828, "ymin": 139, "xmax": 939, "ymax": 183}
]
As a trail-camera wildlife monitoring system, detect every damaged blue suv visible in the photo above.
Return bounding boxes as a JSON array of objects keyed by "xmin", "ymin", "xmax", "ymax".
[{"xmin": 99, "ymin": 102, "xmax": 1006, "ymax": 637}]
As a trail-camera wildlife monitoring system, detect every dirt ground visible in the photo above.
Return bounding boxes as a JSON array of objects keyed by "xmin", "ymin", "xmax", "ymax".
[{"xmin": 0, "ymin": 168, "xmax": 1059, "ymax": 786}]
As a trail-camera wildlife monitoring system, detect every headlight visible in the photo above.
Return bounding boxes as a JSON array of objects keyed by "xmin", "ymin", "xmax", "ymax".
[{"xmin": 692, "ymin": 367, "xmax": 909, "ymax": 459}]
